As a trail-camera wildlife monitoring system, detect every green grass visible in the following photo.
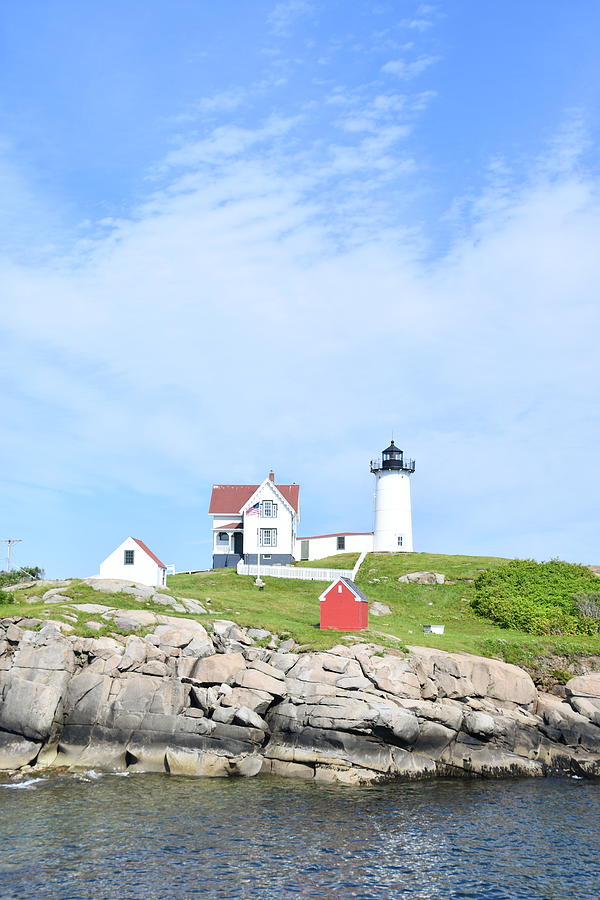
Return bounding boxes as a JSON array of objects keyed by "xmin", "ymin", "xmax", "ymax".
[
  {"xmin": 171, "ymin": 551, "xmax": 600, "ymax": 659},
  {"xmin": 4, "ymin": 552, "xmax": 600, "ymax": 666},
  {"xmin": 294, "ymin": 552, "xmax": 360, "ymax": 569}
]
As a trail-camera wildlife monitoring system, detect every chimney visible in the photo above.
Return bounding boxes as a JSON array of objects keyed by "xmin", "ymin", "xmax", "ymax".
[{"xmin": 268, "ymin": 470, "xmax": 275, "ymax": 482}]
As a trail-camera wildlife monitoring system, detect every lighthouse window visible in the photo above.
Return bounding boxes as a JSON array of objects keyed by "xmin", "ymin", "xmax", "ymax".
[
  {"xmin": 397, "ymin": 536, "xmax": 403, "ymax": 547},
  {"xmin": 261, "ymin": 500, "xmax": 277, "ymax": 517},
  {"xmin": 337, "ymin": 536, "xmax": 346, "ymax": 550}
]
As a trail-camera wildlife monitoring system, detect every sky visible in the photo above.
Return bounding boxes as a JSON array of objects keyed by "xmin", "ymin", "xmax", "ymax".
[{"xmin": 1, "ymin": 0, "xmax": 599, "ymax": 577}]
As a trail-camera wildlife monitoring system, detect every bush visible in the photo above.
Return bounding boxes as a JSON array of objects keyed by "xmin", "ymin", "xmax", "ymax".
[
  {"xmin": 471, "ymin": 559, "xmax": 600, "ymax": 635},
  {"xmin": 0, "ymin": 590, "xmax": 16, "ymax": 605},
  {"xmin": 0, "ymin": 566, "xmax": 44, "ymax": 588},
  {"xmin": 574, "ymin": 591, "xmax": 600, "ymax": 620}
]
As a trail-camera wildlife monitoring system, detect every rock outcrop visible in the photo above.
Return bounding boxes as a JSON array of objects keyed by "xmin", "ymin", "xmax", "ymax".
[{"xmin": 1, "ymin": 614, "xmax": 600, "ymax": 784}]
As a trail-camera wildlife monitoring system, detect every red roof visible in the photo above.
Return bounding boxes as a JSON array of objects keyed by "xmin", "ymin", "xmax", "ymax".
[
  {"xmin": 214, "ymin": 522, "xmax": 243, "ymax": 530},
  {"xmin": 209, "ymin": 483, "xmax": 300, "ymax": 514},
  {"xmin": 132, "ymin": 538, "xmax": 166, "ymax": 569},
  {"xmin": 297, "ymin": 532, "xmax": 372, "ymax": 540}
]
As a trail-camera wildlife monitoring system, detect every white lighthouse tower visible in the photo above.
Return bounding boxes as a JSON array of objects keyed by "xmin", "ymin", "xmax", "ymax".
[{"xmin": 371, "ymin": 440, "xmax": 415, "ymax": 552}]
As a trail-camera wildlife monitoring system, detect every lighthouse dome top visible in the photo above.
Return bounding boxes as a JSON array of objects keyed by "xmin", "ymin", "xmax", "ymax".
[
  {"xmin": 370, "ymin": 440, "xmax": 416, "ymax": 474},
  {"xmin": 383, "ymin": 439, "xmax": 402, "ymax": 456}
]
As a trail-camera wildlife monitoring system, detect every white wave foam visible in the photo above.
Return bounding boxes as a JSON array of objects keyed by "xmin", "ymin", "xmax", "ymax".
[{"xmin": 0, "ymin": 777, "xmax": 47, "ymax": 789}]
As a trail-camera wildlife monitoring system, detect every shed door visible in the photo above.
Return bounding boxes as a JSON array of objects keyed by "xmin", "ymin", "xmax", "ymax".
[{"xmin": 301, "ymin": 540, "xmax": 309, "ymax": 561}]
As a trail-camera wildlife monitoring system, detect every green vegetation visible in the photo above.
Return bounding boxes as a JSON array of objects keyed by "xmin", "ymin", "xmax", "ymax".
[
  {"xmin": 0, "ymin": 566, "xmax": 44, "ymax": 588},
  {"xmin": 294, "ymin": 552, "xmax": 360, "ymax": 569},
  {"xmin": 3, "ymin": 553, "xmax": 600, "ymax": 668},
  {"xmin": 471, "ymin": 559, "xmax": 600, "ymax": 635},
  {"xmin": 0, "ymin": 590, "xmax": 15, "ymax": 605}
]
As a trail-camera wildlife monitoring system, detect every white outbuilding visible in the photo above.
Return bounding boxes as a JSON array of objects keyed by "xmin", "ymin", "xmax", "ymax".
[{"xmin": 98, "ymin": 537, "xmax": 168, "ymax": 587}]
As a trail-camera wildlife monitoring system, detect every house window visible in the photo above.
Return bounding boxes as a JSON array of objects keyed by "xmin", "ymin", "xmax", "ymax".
[
  {"xmin": 261, "ymin": 500, "xmax": 277, "ymax": 517},
  {"xmin": 337, "ymin": 583, "xmax": 342, "ymax": 593},
  {"xmin": 337, "ymin": 536, "xmax": 346, "ymax": 550},
  {"xmin": 124, "ymin": 550, "xmax": 134, "ymax": 565},
  {"xmin": 259, "ymin": 528, "xmax": 277, "ymax": 547},
  {"xmin": 217, "ymin": 532, "xmax": 229, "ymax": 543},
  {"xmin": 397, "ymin": 536, "xmax": 403, "ymax": 547}
]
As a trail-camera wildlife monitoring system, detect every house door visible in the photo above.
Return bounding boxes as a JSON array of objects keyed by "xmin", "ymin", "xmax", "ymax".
[
  {"xmin": 301, "ymin": 540, "xmax": 309, "ymax": 561},
  {"xmin": 233, "ymin": 532, "xmax": 243, "ymax": 556}
]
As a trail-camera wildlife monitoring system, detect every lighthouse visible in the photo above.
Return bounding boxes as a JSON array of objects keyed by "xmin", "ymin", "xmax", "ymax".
[{"xmin": 370, "ymin": 440, "xmax": 415, "ymax": 552}]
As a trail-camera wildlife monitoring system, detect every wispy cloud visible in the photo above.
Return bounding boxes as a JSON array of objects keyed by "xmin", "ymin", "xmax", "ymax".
[
  {"xmin": 381, "ymin": 55, "xmax": 439, "ymax": 79},
  {"xmin": 2, "ymin": 116, "xmax": 599, "ymax": 561},
  {"xmin": 267, "ymin": 0, "xmax": 314, "ymax": 36}
]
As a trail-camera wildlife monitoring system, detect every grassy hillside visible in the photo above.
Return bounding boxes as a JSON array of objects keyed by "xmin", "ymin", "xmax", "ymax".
[
  {"xmin": 168, "ymin": 551, "xmax": 600, "ymax": 662},
  {"xmin": 4, "ymin": 551, "xmax": 600, "ymax": 667},
  {"xmin": 294, "ymin": 552, "xmax": 360, "ymax": 569}
]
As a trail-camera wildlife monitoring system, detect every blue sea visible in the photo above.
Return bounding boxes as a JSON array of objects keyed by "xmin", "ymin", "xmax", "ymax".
[{"xmin": 1, "ymin": 773, "xmax": 598, "ymax": 898}]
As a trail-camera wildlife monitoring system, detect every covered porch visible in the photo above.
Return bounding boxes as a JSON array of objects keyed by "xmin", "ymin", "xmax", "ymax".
[{"xmin": 212, "ymin": 522, "xmax": 244, "ymax": 568}]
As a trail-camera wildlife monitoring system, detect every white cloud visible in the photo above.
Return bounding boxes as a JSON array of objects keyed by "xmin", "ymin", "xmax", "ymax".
[
  {"xmin": 267, "ymin": 0, "xmax": 314, "ymax": 36},
  {"xmin": 381, "ymin": 55, "xmax": 439, "ymax": 79},
  {"xmin": 2, "ymin": 108, "xmax": 599, "ymax": 562},
  {"xmin": 195, "ymin": 89, "xmax": 246, "ymax": 115}
]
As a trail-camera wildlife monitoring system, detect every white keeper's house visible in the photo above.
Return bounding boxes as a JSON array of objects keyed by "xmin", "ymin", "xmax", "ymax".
[
  {"xmin": 209, "ymin": 472, "xmax": 300, "ymax": 568},
  {"xmin": 209, "ymin": 440, "xmax": 415, "ymax": 569}
]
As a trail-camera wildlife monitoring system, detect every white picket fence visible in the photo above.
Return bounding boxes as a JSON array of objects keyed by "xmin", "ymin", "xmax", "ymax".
[{"xmin": 236, "ymin": 551, "xmax": 367, "ymax": 583}]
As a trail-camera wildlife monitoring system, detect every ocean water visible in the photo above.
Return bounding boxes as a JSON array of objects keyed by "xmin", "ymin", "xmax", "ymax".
[{"xmin": 0, "ymin": 773, "xmax": 598, "ymax": 899}]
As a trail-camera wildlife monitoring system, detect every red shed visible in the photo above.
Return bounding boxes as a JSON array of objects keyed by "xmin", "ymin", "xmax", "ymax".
[{"xmin": 319, "ymin": 577, "xmax": 369, "ymax": 630}]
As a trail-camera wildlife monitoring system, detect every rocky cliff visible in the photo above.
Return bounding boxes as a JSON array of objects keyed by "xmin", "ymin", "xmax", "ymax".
[{"xmin": 2, "ymin": 612, "xmax": 600, "ymax": 784}]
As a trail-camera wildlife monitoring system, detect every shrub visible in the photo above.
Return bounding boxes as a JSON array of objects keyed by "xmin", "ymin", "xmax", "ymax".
[
  {"xmin": 0, "ymin": 566, "xmax": 44, "ymax": 588},
  {"xmin": 471, "ymin": 559, "xmax": 600, "ymax": 635},
  {"xmin": 0, "ymin": 590, "xmax": 16, "ymax": 605},
  {"xmin": 573, "ymin": 591, "xmax": 600, "ymax": 621}
]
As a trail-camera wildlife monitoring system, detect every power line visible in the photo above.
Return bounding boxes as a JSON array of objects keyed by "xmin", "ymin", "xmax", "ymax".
[{"xmin": 1, "ymin": 539, "xmax": 22, "ymax": 572}]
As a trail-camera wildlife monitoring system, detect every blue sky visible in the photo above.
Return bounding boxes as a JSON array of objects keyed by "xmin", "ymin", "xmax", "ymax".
[{"xmin": 1, "ymin": 1, "xmax": 599, "ymax": 576}]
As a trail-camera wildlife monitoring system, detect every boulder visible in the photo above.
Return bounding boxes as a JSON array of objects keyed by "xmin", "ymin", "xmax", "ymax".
[
  {"xmin": 212, "ymin": 620, "xmax": 253, "ymax": 646},
  {"xmin": 565, "ymin": 674, "xmax": 600, "ymax": 699},
  {"xmin": 370, "ymin": 602, "xmax": 392, "ymax": 616},
  {"xmin": 463, "ymin": 711, "xmax": 496, "ymax": 739},
  {"xmin": 184, "ymin": 652, "xmax": 246, "ymax": 685},
  {"xmin": 440, "ymin": 736, "xmax": 545, "ymax": 778},
  {"xmin": 247, "ymin": 628, "xmax": 271, "ymax": 641},
  {"xmin": 570, "ymin": 696, "xmax": 600, "ymax": 726},
  {"xmin": 362, "ymin": 655, "xmax": 421, "ymax": 698},
  {"xmin": 0, "ymin": 730, "xmax": 41, "ymax": 769},
  {"xmin": 221, "ymin": 687, "xmax": 274, "ymax": 715},
  {"xmin": 234, "ymin": 706, "xmax": 268, "ymax": 731},
  {"xmin": 398, "ymin": 572, "xmax": 445, "ymax": 585},
  {"xmin": 178, "ymin": 598, "xmax": 207, "ymax": 615},
  {"xmin": 154, "ymin": 623, "xmax": 209, "ymax": 649},
  {"xmin": 84, "ymin": 579, "xmax": 155, "ymax": 599},
  {"xmin": 69, "ymin": 603, "xmax": 114, "ymax": 615},
  {"xmin": 247, "ymin": 659, "xmax": 285, "ymax": 681},
  {"xmin": 375, "ymin": 707, "xmax": 420, "ymax": 744},
  {"xmin": 236, "ymin": 668, "xmax": 287, "ymax": 696},
  {"xmin": 212, "ymin": 706, "xmax": 237, "ymax": 725},
  {"xmin": 152, "ymin": 595, "xmax": 186, "ymax": 613}
]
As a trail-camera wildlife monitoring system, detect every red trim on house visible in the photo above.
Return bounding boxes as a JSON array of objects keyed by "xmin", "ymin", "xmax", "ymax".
[
  {"xmin": 209, "ymin": 483, "xmax": 299, "ymax": 514},
  {"xmin": 132, "ymin": 538, "xmax": 166, "ymax": 569},
  {"xmin": 214, "ymin": 522, "xmax": 243, "ymax": 530},
  {"xmin": 297, "ymin": 532, "xmax": 373, "ymax": 540}
]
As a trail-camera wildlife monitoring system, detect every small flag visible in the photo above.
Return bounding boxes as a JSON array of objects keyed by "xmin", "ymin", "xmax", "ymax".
[{"xmin": 246, "ymin": 502, "xmax": 260, "ymax": 516}]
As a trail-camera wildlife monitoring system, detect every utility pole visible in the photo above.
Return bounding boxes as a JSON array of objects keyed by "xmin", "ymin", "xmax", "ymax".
[{"xmin": 1, "ymin": 539, "xmax": 22, "ymax": 572}]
